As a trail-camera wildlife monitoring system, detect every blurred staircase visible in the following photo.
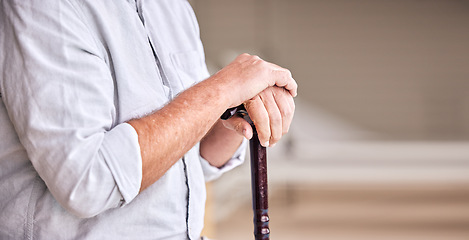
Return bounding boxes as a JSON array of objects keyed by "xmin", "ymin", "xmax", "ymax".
[{"xmin": 215, "ymin": 183, "xmax": 469, "ymax": 240}]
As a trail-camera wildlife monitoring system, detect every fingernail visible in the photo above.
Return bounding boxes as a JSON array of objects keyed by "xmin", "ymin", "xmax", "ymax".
[
  {"xmin": 243, "ymin": 129, "xmax": 249, "ymax": 139},
  {"xmin": 270, "ymin": 143, "xmax": 276, "ymax": 148},
  {"xmin": 244, "ymin": 129, "xmax": 253, "ymax": 139},
  {"xmin": 263, "ymin": 141, "xmax": 270, "ymax": 147}
]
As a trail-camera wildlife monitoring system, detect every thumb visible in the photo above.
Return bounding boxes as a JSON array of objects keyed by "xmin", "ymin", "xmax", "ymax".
[{"xmin": 222, "ymin": 116, "xmax": 253, "ymax": 139}]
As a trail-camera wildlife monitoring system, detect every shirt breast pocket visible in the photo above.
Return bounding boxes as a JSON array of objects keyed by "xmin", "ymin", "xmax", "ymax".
[{"xmin": 170, "ymin": 50, "xmax": 209, "ymax": 89}]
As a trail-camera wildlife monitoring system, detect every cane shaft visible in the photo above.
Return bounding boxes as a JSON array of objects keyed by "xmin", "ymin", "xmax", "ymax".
[
  {"xmin": 220, "ymin": 105, "xmax": 270, "ymax": 239},
  {"xmin": 250, "ymin": 127, "xmax": 270, "ymax": 240}
]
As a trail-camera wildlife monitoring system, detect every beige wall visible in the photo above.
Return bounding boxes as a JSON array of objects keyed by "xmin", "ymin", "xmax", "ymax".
[{"xmin": 192, "ymin": 0, "xmax": 469, "ymax": 140}]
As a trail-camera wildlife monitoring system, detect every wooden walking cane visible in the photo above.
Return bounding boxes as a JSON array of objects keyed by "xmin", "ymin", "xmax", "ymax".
[
  {"xmin": 249, "ymin": 123, "xmax": 270, "ymax": 239},
  {"xmin": 222, "ymin": 105, "xmax": 270, "ymax": 240}
]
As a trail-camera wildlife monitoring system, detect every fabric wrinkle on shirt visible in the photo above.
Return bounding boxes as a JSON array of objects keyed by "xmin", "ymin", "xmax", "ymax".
[{"xmin": 0, "ymin": 0, "xmax": 247, "ymax": 239}]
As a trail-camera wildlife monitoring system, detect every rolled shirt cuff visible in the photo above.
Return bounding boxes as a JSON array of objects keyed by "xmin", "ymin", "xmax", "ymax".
[{"xmin": 100, "ymin": 123, "xmax": 143, "ymax": 206}]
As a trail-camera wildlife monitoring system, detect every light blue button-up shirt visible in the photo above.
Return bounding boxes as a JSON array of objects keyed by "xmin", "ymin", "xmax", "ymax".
[{"xmin": 0, "ymin": 0, "xmax": 246, "ymax": 239}]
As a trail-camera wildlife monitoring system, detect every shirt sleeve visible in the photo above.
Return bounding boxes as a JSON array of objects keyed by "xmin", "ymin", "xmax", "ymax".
[
  {"xmin": 0, "ymin": 1, "xmax": 142, "ymax": 218},
  {"xmin": 199, "ymin": 138, "xmax": 248, "ymax": 182}
]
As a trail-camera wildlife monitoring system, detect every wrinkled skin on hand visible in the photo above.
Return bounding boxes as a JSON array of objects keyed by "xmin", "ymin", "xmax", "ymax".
[
  {"xmin": 214, "ymin": 53, "xmax": 297, "ymax": 108},
  {"xmin": 222, "ymin": 86, "xmax": 295, "ymax": 147},
  {"xmin": 217, "ymin": 53, "xmax": 297, "ymax": 147}
]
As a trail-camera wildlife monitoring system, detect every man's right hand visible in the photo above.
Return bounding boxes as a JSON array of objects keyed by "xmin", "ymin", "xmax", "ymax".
[{"xmin": 222, "ymin": 86, "xmax": 295, "ymax": 147}]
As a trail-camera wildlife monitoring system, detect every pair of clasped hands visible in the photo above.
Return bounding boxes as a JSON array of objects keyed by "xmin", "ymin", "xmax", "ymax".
[{"xmin": 218, "ymin": 53, "xmax": 297, "ymax": 148}]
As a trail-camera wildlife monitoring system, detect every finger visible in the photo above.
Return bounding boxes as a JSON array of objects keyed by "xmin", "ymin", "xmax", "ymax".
[
  {"xmin": 272, "ymin": 87, "xmax": 295, "ymax": 135},
  {"xmin": 276, "ymin": 70, "xmax": 298, "ymax": 97},
  {"xmin": 236, "ymin": 53, "xmax": 261, "ymax": 63},
  {"xmin": 222, "ymin": 115, "xmax": 253, "ymax": 139},
  {"xmin": 235, "ymin": 53, "xmax": 251, "ymax": 62},
  {"xmin": 245, "ymin": 96, "xmax": 271, "ymax": 147},
  {"xmin": 285, "ymin": 92, "xmax": 295, "ymax": 132},
  {"xmin": 267, "ymin": 63, "xmax": 298, "ymax": 97},
  {"xmin": 260, "ymin": 88, "xmax": 283, "ymax": 147}
]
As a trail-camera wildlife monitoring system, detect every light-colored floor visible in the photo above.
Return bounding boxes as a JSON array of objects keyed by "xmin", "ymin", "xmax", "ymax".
[{"xmin": 212, "ymin": 183, "xmax": 469, "ymax": 240}]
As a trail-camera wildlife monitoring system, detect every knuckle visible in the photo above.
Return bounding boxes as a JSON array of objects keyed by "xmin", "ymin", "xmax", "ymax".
[
  {"xmin": 245, "ymin": 96, "xmax": 260, "ymax": 109},
  {"xmin": 270, "ymin": 112, "xmax": 282, "ymax": 125},
  {"xmin": 271, "ymin": 132, "xmax": 282, "ymax": 143},
  {"xmin": 237, "ymin": 53, "xmax": 251, "ymax": 62},
  {"xmin": 282, "ymin": 105, "xmax": 293, "ymax": 117},
  {"xmin": 251, "ymin": 118, "xmax": 269, "ymax": 134},
  {"xmin": 287, "ymin": 105, "xmax": 295, "ymax": 116},
  {"xmin": 259, "ymin": 131, "xmax": 270, "ymax": 143},
  {"xmin": 252, "ymin": 56, "xmax": 265, "ymax": 66},
  {"xmin": 281, "ymin": 109, "xmax": 290, "ymax": 119},
  {"xmin": 279, "ymin": 86, "xmax": 288, "ymax": 93},
  {"xmin": 287, "ymin": 99, "xmax": 296, "ymax": 113},
  {"xmin": 256, "ymin": 124, "xmax": 270, "ymax": 137},
  {"xmin": 234, "ymin": 121, "xmax": 243, "ymax": 132}
]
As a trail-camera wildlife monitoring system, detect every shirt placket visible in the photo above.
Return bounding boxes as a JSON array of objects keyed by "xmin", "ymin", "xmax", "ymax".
[
  {"xmin": 134, "ymin": 0, "xmax": 173, "ymax": 100},
  {"xmin": 133, "ymin": 1, "xmax": 192, "ymax": 239}
]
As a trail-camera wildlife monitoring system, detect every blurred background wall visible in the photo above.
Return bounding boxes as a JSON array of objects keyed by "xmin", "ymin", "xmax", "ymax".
[{"xmin": 189, "ymin": 0, "xmax": 469, "ymax": 239}]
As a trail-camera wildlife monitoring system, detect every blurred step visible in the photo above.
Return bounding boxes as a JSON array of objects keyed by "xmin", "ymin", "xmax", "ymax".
[{"xmin": 214, "ymin": 184, "xmax": 469, "ymax": 240}]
